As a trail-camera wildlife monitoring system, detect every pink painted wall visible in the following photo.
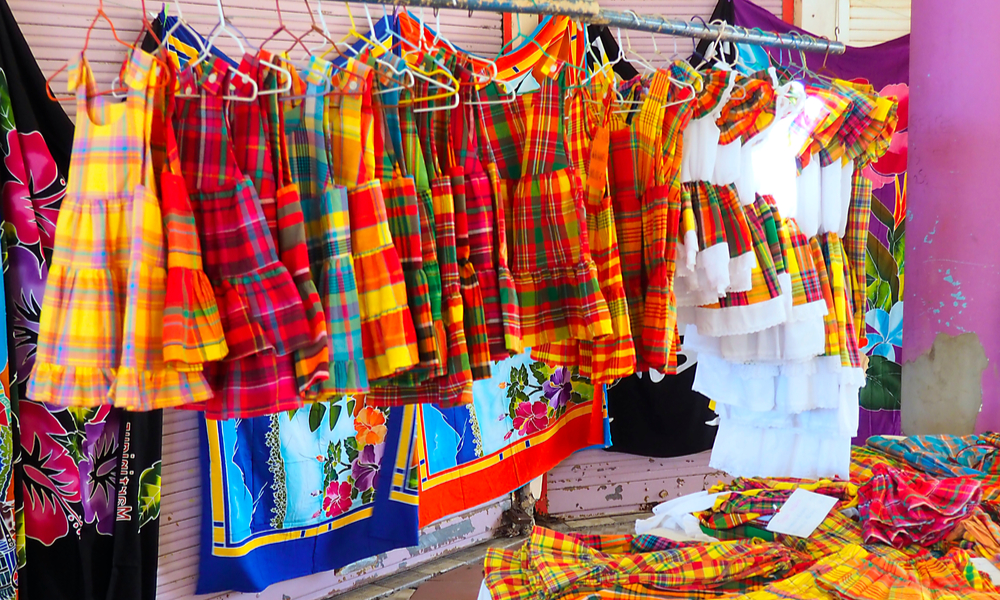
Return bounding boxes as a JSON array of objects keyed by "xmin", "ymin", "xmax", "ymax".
[{"xmin": 905, "ymin": 0, "xmax": 1000, "ymax": 432}]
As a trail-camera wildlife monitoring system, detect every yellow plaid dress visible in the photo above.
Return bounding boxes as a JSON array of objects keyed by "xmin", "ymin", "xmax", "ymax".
[
  {"xmin": 31, "ymin": 51, "xmax": 212, "ymax": 410},
  {"xmin": 328, "ymin": 57, "xmax": 419, "ymax": 380}
]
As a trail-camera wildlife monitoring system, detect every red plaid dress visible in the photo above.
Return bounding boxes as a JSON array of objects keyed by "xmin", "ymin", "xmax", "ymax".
[
  {"xmin": 174, "ymin": 57, "xmax": 311, "ymax": 418},
  {"xmin": 230, "ymin": 55, "xmax": 329, "ymax": 396},
  {"xmin": 460, "ymin": 82, "xmax": 520, "ymax": 361},
  {"xmin": 446, "ymin": 66, "xmax": 492, "ymax": 380},
  {"xmin": 424, "ymin": 94, "xmax": 474, "ymax": 406},
  {"xmin": 153, "ymin": 57, "xmax": 228, "ymax": 371},
  {"xmin": 329, "ymin": 58, "xmax": 419, "ymax": 381},
  {"xmin": 642, "ymin": 64, "xmax": 700, "ymax": 372},
  {"xmin": 481, "ymin": 66, "xmax": 610, "ymax": 348}
]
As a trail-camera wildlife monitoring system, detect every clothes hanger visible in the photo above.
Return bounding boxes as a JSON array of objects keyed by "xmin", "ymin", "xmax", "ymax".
[
  {"xmin": 110, "ymin": 0, "xmax": 175, "ymax": 98},
  {"xmin": 325, "ymin": 2, "xmax": 415, "ymax": 94},
  {"xmin": 46, "ymin": 0, "xmax": 169, "ymax": 102},
  {"xmin": 423, "ymin": 6, "xmax": 504, "ymax": 91},
  {"xmin": 396, "ymin": 10, "xmax": 460, "ymax": 108},
  {"xmin": 407, "ymin": 50, "xmax": 460, "ymax": 113},
  {"xmin": 283, "ymin": 0, "xmax": 368, "ymax": 96},
  {"xmin": 261, "ymin": 0, "xmax": 312, "ymax": 58},
  {"xmin": 180, "ymin": 0, "xmax": 258, "ymax": 101},
  {"xmin": 218, "ymin": 8, "xmax": 293, "ymax": 97}
]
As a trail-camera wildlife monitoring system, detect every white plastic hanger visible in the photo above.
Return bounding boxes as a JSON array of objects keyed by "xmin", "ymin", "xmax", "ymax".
[{"xmin": 180, "ymin": 0, "xmax": 258, "ymax": 101}]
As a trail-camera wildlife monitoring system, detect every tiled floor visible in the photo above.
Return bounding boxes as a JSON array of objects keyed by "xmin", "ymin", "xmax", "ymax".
[{"xmin": 326, "ymin": 513, "xmax": 644, "ymax": 600}]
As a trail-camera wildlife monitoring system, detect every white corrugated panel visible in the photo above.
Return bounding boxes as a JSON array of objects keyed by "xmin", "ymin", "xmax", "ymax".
[
  {"xmin": 9, "ymin": 0, "xmax": 503, "ymax": 120},
  {"xmin": 598, "ymin": 0, "xmax": 782, "ymax": 60},
  {"xmin": 848, "ymin": 0, "xmax": 910, "ymax": 46}
]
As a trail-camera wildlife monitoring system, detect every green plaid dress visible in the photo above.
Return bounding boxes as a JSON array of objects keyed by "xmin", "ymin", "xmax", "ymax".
[{"xmin": 479, "ymin": 66, "xmax": 611, "ymax": 349}]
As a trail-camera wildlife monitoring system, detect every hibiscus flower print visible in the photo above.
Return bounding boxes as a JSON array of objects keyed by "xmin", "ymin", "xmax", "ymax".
[
  {"xmin": 864, "ymin": 302, "xmax": 904, "ymax": 362},
  {"xmin": 322, "ymin": 480, "xmax": 353, "ymax": 518},
  {"xmin": 20, "ymin": 400, "xmax": 83, "ymax": 545},
  {"xmin": 542, "ymin": 367, "xmax": 572, "ymax": 410},
  {"xmin": 1, "ymin": 129, "xmax": 65, "ymax": 250},
  {"xmin": 351, "ymin": 443, "xmax": 384, "ymax": 493},
  {"xmin": 354, "ymin": 407, "xmax": 387, "ymax": 446},
  {"xmin": 512, "ymin": 401, "xmax": 549, "ymax": 437},
  {"xmin": 79, "ymin": 410, "xmax": 119, "ymax": 536},
  {"xmin": 863, "ymin": 83, "xmax": 908, "ymax": 190}
]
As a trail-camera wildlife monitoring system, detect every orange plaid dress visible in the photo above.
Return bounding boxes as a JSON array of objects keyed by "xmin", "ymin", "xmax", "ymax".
[{"xmin": 328, "ymin": 57, "xmax": 419, "ymax": 381}]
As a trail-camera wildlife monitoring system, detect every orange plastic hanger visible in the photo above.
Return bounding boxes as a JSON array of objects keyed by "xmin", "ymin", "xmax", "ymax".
[{"xmin": 46, "ymin": 0, "xmax": 168, "ymax": 102}]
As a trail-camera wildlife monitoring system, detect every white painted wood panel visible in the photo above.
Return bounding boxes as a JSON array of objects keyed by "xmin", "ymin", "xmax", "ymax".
[
  {"xmin": 543, "ymin": 449, "xmax": 730, "ymax": 519},
  {"xmin": 848, "ymin": 0, "xmax": 910, "ymax": 46}
]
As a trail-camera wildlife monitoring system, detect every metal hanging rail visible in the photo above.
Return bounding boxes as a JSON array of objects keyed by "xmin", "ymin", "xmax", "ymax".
[{"xmin": 346, "ymin": 0, "xmax": 846, "ymax": 54}]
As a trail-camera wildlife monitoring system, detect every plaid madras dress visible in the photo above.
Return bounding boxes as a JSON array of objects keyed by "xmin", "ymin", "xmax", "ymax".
[
  {"xmin": 153, "ymin": 56, "xmax": 228, "ymax": 371},
  {"xmin": 285, "ymin": 57, "xmax": 368, "ymax": 396},
  {"xmin": 372, "ymin": 81, "xmax": 438, "ymax": 382},
  {"xmin": 694, "ymin": 194, "xmax": 785, "ymax": 337},
  {"xmin": 423, "ymin": 95, "xmax": 474, "ymax": 405},
  {"xmin": 329, "ymin": 58, "xmax": 419, "ymax": 381},
  {"xmin": 642, "ymin": 64, "xmax": 702, "ymax": 372},
  {"xmin": 476, "ymin": 85, "xmax": 524, "ymax": 356},
  {"xmin": 400, "ymin": 85, "xmax": 448, "ymax": 377},
  {"xmin": 459, "ymin": 83, "xmax": 517, "ymax": 361},
  {"xmin": 174, "ymin": 57, "xmax": 312, "ymax": 418},
  {"xmin": 859, "ymin": 463, "xmax": 983, "ymax": 548},
  {"xmin": 369, "ymin": 65, "xmax": 475, "ymax": 408},
  {"xmin": 608, "ymin": 87, "xmax": 647, "ymax": 351},
  {"xmin": 230, "ymin": 55, "xmax": 329, "ymax": 396},
  {"xmin": 494, "ymin": 66, "xmax": 611, "ymax": 348},
  {"xmin": 534, "ymin": 85, "xmax": 635, "ymax": 382},
  {"xmin": 445, "ymin": 66, "xmax": 492, "ymax": 381},
  {"xmin": 31, "ymin": 51, "xmax": 211, "ymax": 410}
]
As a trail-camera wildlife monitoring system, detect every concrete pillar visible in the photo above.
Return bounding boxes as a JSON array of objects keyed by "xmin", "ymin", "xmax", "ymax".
[{"xmin": 903, "ymin": 0, "xmax": 1000, "ymax": 434}]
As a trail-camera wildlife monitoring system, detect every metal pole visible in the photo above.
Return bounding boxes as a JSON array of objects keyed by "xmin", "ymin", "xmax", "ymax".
[
  {"xmin": 345, "ymin": 0, "xmax": 845, "ymax": 54},
  {"xmin": 348, "ymin": 0, "xmax": 601, "ymax": 19},
  {"xmin": 595, "ymin": 9, "xmax": 844, "ymax": 54}
]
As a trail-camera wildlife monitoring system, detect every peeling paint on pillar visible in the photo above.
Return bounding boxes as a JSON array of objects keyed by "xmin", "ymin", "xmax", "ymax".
[
  {"xmin": 905, "ymin": 0, "xmax": 1000, "ymax": 432},
  {"xmin": 902, "ymin": 332, "xmax": 986, "ymax": 435}
]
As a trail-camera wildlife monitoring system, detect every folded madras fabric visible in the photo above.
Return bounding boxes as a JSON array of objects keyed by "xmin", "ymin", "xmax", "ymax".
[
  {"xmin": 699, "ymin": 479, "xmax": 859, "ymax": 532},
  {"xmin": 484, "ymin": 526, "xmax": 803, "ymax": 600},
  {"xmin": 853, "ymin": 436, "xmax": 1000, "ymax": 521},
  {"xmin": 858, "ymin": 462, "xmax": 982, "ymax": 548},
  {"xmin": 735, "ymin": 543, "xmax": 1000, "ymax": 600}
]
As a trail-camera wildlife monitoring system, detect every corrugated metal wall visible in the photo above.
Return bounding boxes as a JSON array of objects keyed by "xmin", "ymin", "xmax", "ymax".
[
  {"xmin": 11, "ymin": 0, "xmax": 503, "ymax": 120},
  {"xmin": 848, "ymin": 0, "xmax": 910, "ymax": 46},
  {"xmin": 7, "ymin": 0, "xmax": 781, "ymax": 598}
]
